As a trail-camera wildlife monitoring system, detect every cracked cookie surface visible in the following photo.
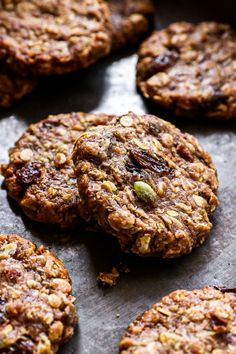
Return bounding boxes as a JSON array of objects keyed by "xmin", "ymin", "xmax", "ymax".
[
  {"xmin": 0, "ymin": 0, "xmax": 111, "ymax": 75},
  {"xmin": 108, "ymin": 0, "xmax": 154, "ymax": 51},
  {"xmin": 73, "ymin": 112, "xmax": 218, "ymax": 257},
  {"xmin": 137, "ymin": 22, "xmax": 236, "ymax": 119},
  {"xmin": 1, "ymin": 112, "xmax": 113, "ymax": 227},
  {"xmin": 0, "ymin": 233, "xmax": 77, "ymax": 354},
  {"xmin": 120, "ymin": 287, "xmax": 236, "ymax": 353}
]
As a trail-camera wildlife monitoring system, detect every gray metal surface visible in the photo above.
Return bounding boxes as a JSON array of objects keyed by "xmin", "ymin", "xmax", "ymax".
[{"xmin": 0, "ymin": 1, "xmax": 235, "ymax": 353}]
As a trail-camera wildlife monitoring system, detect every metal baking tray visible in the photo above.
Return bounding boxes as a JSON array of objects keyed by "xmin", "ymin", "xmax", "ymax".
[{"xmin": 0, "ymin": 1, "xmax": 235, "ymax": 353}]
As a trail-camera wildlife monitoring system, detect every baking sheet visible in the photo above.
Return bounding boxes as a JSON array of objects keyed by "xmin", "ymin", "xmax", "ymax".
[{"xmin": 0, "ymin": 1, "xmax": 235, "ymax": 353}]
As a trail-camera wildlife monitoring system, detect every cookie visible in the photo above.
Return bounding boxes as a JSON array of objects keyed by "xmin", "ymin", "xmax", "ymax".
[
  {"xmin": 0, "ymin": 64, "xmax": 37, "ymax": 108},
  {"xmin": 73, "ymin": 112, "xmax": 218, "ymax": 257},
  {"xmin": 0, "ymin": 233, "xmax": 77, "ymax": 353},
  {"xmin": 0, "ymin": 0, "xmax": 112, "ymax": 75},
  {"xmin": 1, "ymin": 112, "xmax": 113, "ymax": 227},
  {"xmin": 137, "ymin": 22, "xmax": 236, "ymax": 119},
  {"xmin": 120, "ymin": 286, "xmax": 236, "ymax": 353},
  {"xmin": 108, "ymin": 0, "xmax": 154, "ymax": 51}
]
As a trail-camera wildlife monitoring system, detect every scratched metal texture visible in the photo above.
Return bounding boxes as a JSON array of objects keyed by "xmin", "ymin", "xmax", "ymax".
[{"xmin": 0, "ymin": 1, "xmax": 235, "ymax": 353}]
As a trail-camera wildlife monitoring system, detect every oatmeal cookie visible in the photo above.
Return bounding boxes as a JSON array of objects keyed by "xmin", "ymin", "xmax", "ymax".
[
  {"xmin": 0, "ymin": 64, "xmax": 37, "ymax": 108},
  {"xmin": 73, "ymin": 112, "xmax": 218, "ymax": 257},
  {"xmin": 0, "ymin": 233, "xmax": 77, "ymax": 353},
  {"xmin": 108, "ymin": 0, "xmax": 154, "ymax": 51},
  {"xmin": 1, "ymin": 112, "xmax": 113, "ymax": 227},
  {"xmin": 120, "ymin": 286, "xmax": 236, "ymax": 353},
  {"xmin": 0, "ymin": 0, "xmax": 112, "ymax": 75},
  {"xmin": 137, "ymin": 22, "xmax": 236, "ymax": 119}
]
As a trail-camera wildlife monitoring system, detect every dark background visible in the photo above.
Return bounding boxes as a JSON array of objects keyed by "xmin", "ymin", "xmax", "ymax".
[{"xmin": 0, "ymin": 1, "xmax": 235, "ymax": 353}]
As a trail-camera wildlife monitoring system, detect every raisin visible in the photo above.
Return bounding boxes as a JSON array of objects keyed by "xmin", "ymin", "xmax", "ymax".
[
  {"xmin": 129, "ymin": 148, "xmax": 174, "ymax": 176},
  {"xmin": 126, "ymin": 161, "xmax": 143, "ymax": 175},
  {"xmin": 41, "ymin": 120, "xmax": 60, "ymax": 129},
  {"xmin": 16, "ymin": 162, "xmax": 41, "ymax": 186},
  {"xmin": 85, "ymin": 154, "xmax": 102, "ymax": 166},
  {"xmin": 220, "ymin": 333, "xmax": 235, "ymax": 344},
  {"xmin": 3, "ymin": 268, "xmax": 22, "ymax": 282},
  {"xmin": 142, "ymin": 50, "xmax": 178, "ymax": 80},
  {"xmin": 13, "ymin": 339, "xmax": 35, "ymax": 354},
  {"xmin": 211, "ymin": 314, "xmax": 228, "ymax": 332},
  {"xmin": 214, "ymin": 286, "xmax": 236, "ymax": 293}
]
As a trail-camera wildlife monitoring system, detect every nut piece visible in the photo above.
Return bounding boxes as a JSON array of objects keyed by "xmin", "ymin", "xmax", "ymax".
[
  {"xmin": 54, "ymin": 153, "xmax": 67, "ymax": 167},
  {"xmin": 134, "ymin": 181, "xmax": 156, "ymax": 203},
  {"xmin": 20, "ymin": 149, "xmax": 33, "ymax": 161},
  {"xmin": 0, "ymin": 243, "xmax": 17, "ymax": 259},
  {"xmin": 193, "ymin": 195, "xmax": 207, "ymax": 207},
  {"xmin": 147, "ymin": 72, "xmax": 170, "ymax": 87},
  {"xmin": 120, "ymin": 116, "xmax": 134, "ymax": 127}
]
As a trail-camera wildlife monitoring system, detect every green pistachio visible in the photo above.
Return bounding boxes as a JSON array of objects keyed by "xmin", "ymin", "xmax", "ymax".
[{"xmin": 134, "ymin": 181, "xmax": 156, "ymax": 203}]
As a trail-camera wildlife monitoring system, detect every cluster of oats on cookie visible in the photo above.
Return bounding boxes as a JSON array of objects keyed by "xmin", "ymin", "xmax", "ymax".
[
  {"xmin": 137, "ymin": 22, "xmax": 236, "ymax": 120},
  {"xmin": 0, "ymin": 0, "xmax": 154, "ymax": 108},
  {"xmin": 0, "ymin": 1, "xmax": 236, "ymax": 353}
]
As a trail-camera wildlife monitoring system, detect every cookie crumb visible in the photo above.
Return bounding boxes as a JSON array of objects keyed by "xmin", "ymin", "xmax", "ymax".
[{"xmin": 97, "ymin": 262, "xmax": 130, "ymax": 287}]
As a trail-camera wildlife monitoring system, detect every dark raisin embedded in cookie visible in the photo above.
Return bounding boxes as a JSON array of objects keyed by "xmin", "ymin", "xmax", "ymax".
[
  {"xmin": 0, "ymin": 234, "xmax": 77, "ymax": 353},
  {"xmin": 73, "ymin": 112, "xmax": 218, "ymax": 257},
  {"xmin": 137, "ymin": 22, "xmax": 236, "ymax": 119}
]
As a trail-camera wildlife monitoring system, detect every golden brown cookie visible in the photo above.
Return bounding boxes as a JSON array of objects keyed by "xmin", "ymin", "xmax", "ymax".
[
  {"xmin": 73, "ymin": 112, "xmax": 218, "ymax": 257},
  {"xmin": 120, "ymin": 286, "xmax": 236, "ymax": 353},
  {"xmin": 137, "ymin": 22, "xmax": 236, "ymax": 119},
  {"xmin": 1, "ymin": 112, "xmax": 113, "ymax": 227},
  {"xmin": 0, "ymin": 0, "xmax": 112, "ymax": 75},
  {"xmin": 0, "ymin": 233, "xmax": 77, "ymax": 353}
]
